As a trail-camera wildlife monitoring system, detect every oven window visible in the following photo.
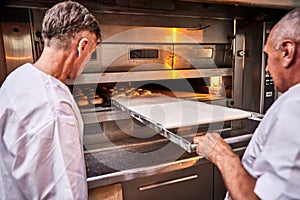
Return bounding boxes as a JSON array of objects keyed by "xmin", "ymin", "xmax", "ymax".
[{"xmin": 130, "ymin": 49, "xmax": 159, "ymax": 59}]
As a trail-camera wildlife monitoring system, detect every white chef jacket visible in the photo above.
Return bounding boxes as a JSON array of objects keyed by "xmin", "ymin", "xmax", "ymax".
[
  {"xmin": 0, "ymin": 63, "xmax": 87, "ymax": 200},
  {"xmin": 225, "ymin": 83, "xmax": 300, "ymax": 200}
]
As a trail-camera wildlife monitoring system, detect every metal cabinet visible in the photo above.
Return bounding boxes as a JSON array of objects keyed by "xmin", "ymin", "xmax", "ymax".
[{"xmin": 122, "ymin": 163, "xmax": 213, "ymax": 200}]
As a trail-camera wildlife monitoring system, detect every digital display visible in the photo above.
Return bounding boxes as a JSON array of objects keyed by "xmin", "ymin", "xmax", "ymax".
[{"xmin": 130, "ymin": 49, "xmax": 159, "ymax": 59}]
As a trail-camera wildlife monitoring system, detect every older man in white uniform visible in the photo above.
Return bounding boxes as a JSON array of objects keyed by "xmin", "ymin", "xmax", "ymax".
[
  {"xmin": 194, "ymin": 7, "xmax": 300, "ymax": 200},
  {"xmin": 0, "ymin": 1, "xmax": 101, "ymax": 199},
  {"xmin": 241, "ymin": 83, "xmax": 300, "ymax": 199}
]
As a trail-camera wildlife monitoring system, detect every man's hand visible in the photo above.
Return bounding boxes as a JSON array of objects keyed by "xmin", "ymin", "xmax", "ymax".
[
  {"xmin": 193, "ymin": 132, "xmax": 221, "ymax": 157},
  {"xmin": 193, "ymin": 132, "xmax": 232, "ymax": 164},
  {"xmin": 194, "ymin": 133, "xmax": 259, "ymax": 200}
]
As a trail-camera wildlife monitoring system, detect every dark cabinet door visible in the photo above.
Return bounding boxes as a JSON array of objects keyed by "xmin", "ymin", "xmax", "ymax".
[{"xmin": 122, "ymin": 163, "xmax": 213, "ymax": 200}]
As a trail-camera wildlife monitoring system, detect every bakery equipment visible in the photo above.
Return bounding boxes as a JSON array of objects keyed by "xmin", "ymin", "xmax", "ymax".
[
  {"xmin": 0, "ymin": 2, "xmax": 290, "ymax": 199},
  {"xmin": 66, "ymin": 21, "xmax": 271, "ymax": 196}
]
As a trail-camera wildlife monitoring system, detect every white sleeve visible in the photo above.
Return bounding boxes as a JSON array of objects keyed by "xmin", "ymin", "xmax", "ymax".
[
  {"xmin": 253, "ymin": 98, "xmax": 300, "ymax": 199},
  {"xmin": 10, "ymin": 115, "xmax": 87, "ymax": 200}
]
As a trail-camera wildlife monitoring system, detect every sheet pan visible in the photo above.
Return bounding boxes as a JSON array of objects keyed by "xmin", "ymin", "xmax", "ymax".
[{"xmin": 111, "ymin": 94, "xmax": 259, "ymax": 152}]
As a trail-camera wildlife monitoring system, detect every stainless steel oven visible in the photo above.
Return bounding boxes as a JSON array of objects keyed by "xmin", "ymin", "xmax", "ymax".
[
  {"xmin": 63, "ymin": 19, "xmax": 276, "ymax": 199},
  {"xmin": 0, "ymin": 2, "xmax": 290, "ymax": 199},
  {"xmin": 66, "ymin": 23, "xmax": 256, "ymax": 188}
]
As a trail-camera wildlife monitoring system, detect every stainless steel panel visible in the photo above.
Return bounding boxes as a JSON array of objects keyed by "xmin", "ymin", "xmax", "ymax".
[
  {"xmin": 232, "ymin": 19, "xmax": 244, "ymax": 110},
  {"xmin": 231, "ymin": 19, "xmax": 244, "ymax": 130},
  {"xmin": 67, "ymin": 68, "xmax": 232, "ymax": 85},
  {"xmin": 189, "ymin": 48, "xmax": 213, "ymax": 58},
  {"xmin": 243, "ymin": 22, "xmax": 276, "ymax": 115},
  {"xmin": 87, "ymin": 144, "xmax": 247, "ymax": 188},
  {"xmin": 174, "ymin": 45, "xmax": 215, "ymax": 69},
  {"xmin": 98, "ymin": 24, "xmax": 232, "ymax": 44},
  {"xmin": 9, "ymin": 0, "xmax": 289, "ymax": 23},
  {"xmin": 84, "ymin": 24, "xmax": 233, "ymax": 72},
  {"xmin": 1, "ymin": 22, "xmax": 33, "ymax": 74},
  {"xmin": 85, "ymin": 44, "xmax": 173, "ymax": 72},
  {"xmin": 178, "ymin": 0, "xmax": 300, "ymax": 9},
  {"xmin": 173, "ymin": 44, "xmax": 232, "ymax": 69}
]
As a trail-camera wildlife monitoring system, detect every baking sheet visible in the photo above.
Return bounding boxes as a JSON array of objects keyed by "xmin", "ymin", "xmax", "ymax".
[{"xmin": 112, "ymin": 94, "xmax": 251, "ymax": 129}]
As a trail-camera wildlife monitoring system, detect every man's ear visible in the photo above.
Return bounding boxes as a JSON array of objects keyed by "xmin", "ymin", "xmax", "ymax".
[
  {"xmin": 77, "ymin": 38, "xmax": 88, "ymax": 57},
  {"xmin": 281, "ymin": 40, "xmax": 295, "ymax": 68}
]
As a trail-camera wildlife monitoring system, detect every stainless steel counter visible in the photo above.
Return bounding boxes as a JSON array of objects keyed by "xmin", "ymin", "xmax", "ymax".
[{"xmin": 86, "ymin": 135, "xmax": 248, "ymax": 189}]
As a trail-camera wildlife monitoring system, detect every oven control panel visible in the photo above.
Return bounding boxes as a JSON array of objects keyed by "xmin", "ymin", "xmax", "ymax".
[{"xmin": 263, "ymin": 71, "xmax": 275, "ymax": 113}]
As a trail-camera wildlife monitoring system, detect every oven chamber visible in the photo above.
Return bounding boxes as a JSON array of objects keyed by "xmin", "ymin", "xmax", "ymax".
[{"xmin": 0, "ymin": 2, "xmax": 289, "ymax": 199}]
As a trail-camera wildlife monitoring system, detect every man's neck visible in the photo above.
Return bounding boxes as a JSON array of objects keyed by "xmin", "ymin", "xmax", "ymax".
[{"xmin": 33, "ymin": 47, "xmax": 73, "ymax": 83}]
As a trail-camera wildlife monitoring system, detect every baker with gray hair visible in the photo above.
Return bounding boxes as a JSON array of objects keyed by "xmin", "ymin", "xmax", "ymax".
[
  {"xmin": 0, "ymin": 1, "xmax": 101, "ymax": 199},
  {"xmin": 194, "ymin": 7, "xmax": 300, "ymax": 200}
]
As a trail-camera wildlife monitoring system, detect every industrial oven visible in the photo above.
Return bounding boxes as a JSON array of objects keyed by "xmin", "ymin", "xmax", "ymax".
[
  {"xmin": 0, "ymin": 1, "xmax": 290, "ymax": 199},
  {"xmin": 67, "ymin": 23, "xmax": 266, "ymax": 199}
]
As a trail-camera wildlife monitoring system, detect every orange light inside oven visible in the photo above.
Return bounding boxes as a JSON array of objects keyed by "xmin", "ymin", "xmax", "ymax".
[
  {"xmin": 6, "ymin": 56, "xmax": 33, "ymax": 60},
  {"xmin": 172, "ymin": 28, "xmax": 178, "ymax": 43},
  {"xmin": 164, "ymin": 54, "xmax": 176, "ymax": 69},
  {"xmin": 164, "ymin": 28, "xmax": 178, "ymax": 69},
  {"xmin": 165, "ymin": 28, "xmax": 178, "ymax": 43},
  {"xmin": 165, "ymin": 59, "xmax": 173, "ymax": 69}
]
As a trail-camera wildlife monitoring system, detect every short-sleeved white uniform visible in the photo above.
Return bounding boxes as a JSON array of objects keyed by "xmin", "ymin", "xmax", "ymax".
[
  {"xmin": 0, "ymin": 63, "xmax": 87, "ymax": 200},
  {"xmin": 226, "ymin": 83, "xmax": 300, "ymax": 200}
]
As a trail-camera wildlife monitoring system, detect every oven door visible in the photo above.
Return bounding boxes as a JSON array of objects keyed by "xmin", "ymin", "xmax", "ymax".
[
  {"xmin": 173, "ymin": 44, "xmax": 232, "ymax": 69},
  {"xmin": 84, "ymin": 44, "xmax": 174, "ymax": 73}
]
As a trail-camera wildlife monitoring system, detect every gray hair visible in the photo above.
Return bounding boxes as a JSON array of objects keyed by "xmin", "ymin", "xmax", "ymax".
[
  {"xmin": 42, "ymin": 1, "xmax": 101, "ymax": 49},
  {"xmin": 270, "ymin": 7, "xmax": 300, "ymax": 50}
]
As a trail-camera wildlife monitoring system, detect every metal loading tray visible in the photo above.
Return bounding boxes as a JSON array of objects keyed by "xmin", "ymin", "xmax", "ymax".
[{"xmin": 111, "ymin": 94, "xmax": 259, "ymax": 153}]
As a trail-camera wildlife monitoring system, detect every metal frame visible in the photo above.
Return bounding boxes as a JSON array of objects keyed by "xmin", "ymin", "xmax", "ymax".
[
  {"xmin": 178, "ymin": 0, "xmax": 300, "ymax": 9},
  {"xmin": 67, "ymin": 68, "xmax": 232, "ymax": 85},
  {"xmin": 111, "ymin": 98, "xmax": 260, "ymax": 153}
]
